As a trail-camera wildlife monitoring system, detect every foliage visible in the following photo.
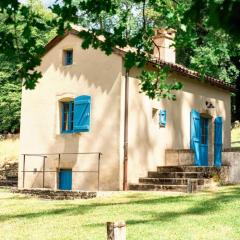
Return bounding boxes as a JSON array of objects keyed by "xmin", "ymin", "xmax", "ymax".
[
  {"xmin": 184, "ymin": 0, "xmax": 240, "ymax": 40},
  {"xmin": 0, "ymin": 81, "xmax": 21, "ymax": 133},
  {"xmin": 0, "ymin": 0, "xmax": 56, "ymax": 133},
  {"xmin": 0, "ymin": 0, "xmax": 56, "ymax": 89}
]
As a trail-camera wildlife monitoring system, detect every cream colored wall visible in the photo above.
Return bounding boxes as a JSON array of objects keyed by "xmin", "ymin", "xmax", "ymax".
[
  {"xmin": 19, "ymin": 34, "xmax": 123, "ymax": 190},
  {"xmin": 127, "ymin": 69, "xmax": 231, "ymax": 184}
]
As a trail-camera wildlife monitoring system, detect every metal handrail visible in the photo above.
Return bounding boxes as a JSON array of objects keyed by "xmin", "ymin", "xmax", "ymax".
[{"xmin": 21, "ymin": 152, "xmax": 102, "ymax": 190}]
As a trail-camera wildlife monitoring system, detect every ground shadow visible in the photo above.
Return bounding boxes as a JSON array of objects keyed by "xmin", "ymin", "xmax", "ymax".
[{"xmin": 1, "ymin": 186, "xmax": 240, "ymax": 225}]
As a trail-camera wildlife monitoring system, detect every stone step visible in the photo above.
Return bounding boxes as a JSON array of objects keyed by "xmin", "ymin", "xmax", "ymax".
[
  {"xmin": 148, "ymin": 171, "xmax": 206, "ymax": 179},
  {"xmin": 139, "ymin": 177, "xmax": 210, "ymax": 185},
  {"xmin": 129, "ymin": 183, "xmax": 189, "ymax": 192},
  {"xmin": 157, "ymin": 166, "xmax": 219, "ymax": 173}
]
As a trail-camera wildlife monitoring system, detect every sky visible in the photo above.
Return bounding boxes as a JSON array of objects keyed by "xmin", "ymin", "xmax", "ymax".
[{"xmin": 18, "ymin": 0, "xmax": 57, "ymax": 7}]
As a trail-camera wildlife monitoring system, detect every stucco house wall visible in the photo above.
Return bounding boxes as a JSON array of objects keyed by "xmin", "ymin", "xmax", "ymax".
[
  {"xmin": 19, "ymin": 34, "xmax": 123, "ymax": 190},
  {"xmin": 19, "ymin": 32, "xmax": 232, "ymax": 191}
]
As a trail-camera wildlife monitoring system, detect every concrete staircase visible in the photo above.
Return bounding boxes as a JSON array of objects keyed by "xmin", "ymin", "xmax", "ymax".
[{"xmin": 129, "ymin": 166, "xmax": 220, "ymax": 193}]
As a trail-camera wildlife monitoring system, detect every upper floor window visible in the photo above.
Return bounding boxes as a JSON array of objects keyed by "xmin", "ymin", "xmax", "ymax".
[
  {"xmin": 159, "ymin": 110, "xmax": 167, "ymax": 127},
  {"xmin": 63, "ymin": 49, "xmax": 73, "ymax": 65}
]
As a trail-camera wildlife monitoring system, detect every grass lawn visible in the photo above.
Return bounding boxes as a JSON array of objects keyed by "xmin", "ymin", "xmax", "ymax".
[{"xmin": 1, "ymin": 186, "xmax": 240, "ymax": 240}]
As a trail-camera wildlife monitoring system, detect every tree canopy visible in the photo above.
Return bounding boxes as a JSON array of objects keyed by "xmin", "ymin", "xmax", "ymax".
[
  {"xmin": 0, "ymin": 0, "xmax": 240, "ymax": 133},
  {"xmin": 0, "ymin": 0, "xmax": 55, "ymax": 133}
]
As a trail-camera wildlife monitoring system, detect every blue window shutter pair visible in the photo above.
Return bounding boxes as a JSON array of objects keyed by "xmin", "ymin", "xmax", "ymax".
[
  {"xmin": 159, "ymin": 110, "xmax": 167, "ymax": 127},
  {"xmin": 61, "ymin": 95, "xmax": 91, "ymax": 133},
  {"xmin": 73, "ymin": 95, "xmax": 91, "ymax": 132}
]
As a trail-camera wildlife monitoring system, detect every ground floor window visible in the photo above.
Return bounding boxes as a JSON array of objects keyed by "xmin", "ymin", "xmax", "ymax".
[
  {"xmin": 60, "ymin": 95, "xmax": 91, "ymax": 134},
  {"xmin": 62, "ymin": 101, "xmax": 74, "ymax": 133}
]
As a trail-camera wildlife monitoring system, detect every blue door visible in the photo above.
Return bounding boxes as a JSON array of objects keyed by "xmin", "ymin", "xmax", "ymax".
[
  {"xmin": 200, "ymin": 117, "xmax": 209, "ymax": 166},
  {"xmin": 191, "ymin": 110, "xmax": 209, "ymax": 166},
  {"xmin": 214, "ymin": 117, "xmax": 223, "ymax": 167},
  {"xmin": 191, "ymin": 110, "xmax": 201, "ymax": 166},
  {"xmin": 59, "ymin": 169, "xmax": 72, "ymax": 190}
]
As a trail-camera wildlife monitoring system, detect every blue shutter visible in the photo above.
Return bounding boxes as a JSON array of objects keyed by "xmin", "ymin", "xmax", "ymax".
[
  {"xmin": 214, "ymin": 117, "xmax": 223, "ymax": 167},
  {"xmin": 159, "ymin": 110, "xmax": 167, "ymax": 127},
  {"xmin": 73, "ymin": 95, "xmax": 91, "ymax": 132},
  {"xmin": 191, "ymin": 110, "xmax": 201, "ymax": 166}
]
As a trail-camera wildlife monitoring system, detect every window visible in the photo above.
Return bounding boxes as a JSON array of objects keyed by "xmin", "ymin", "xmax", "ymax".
[
  {"xmin": 63, "ymin": 49, "xmax": 73, "ymax": 65},
  {"xmin": 62, "ymin": 101, "xmax": 74, "ymax": 133},
  {"xmin": 159, "ymin": 110, "xmax": 167, "ymax": 127},
  {"xmin": 200, "ymin": 117, "xmax": 208, "ymax": 144},
  {"xmin": 61, "ymin": 95, "xmax": 91, "ymax": 134}
]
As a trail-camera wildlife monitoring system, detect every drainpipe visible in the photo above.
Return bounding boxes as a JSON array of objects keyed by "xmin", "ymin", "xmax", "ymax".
[{"xmin": 123, "ymin": 69, "xmax": 129, "ymax": 191}]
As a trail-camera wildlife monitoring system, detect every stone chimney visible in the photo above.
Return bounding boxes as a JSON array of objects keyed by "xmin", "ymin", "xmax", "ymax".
[{"xmin": 153, "ymin": 28, "xmax": 176, "ymax": 63}]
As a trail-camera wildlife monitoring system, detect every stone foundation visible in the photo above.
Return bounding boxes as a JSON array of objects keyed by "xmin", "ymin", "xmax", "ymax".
[
  {"xmin": 165, "ymin": 149, "xmax": 194, "ymax": 166},
  {"xmin": 222, "ymin": 148, "xmax": 240, "ymax": 183},
  {"xmin": 12, "ymin": 188, "xmax": 97, "ymax": 200}
]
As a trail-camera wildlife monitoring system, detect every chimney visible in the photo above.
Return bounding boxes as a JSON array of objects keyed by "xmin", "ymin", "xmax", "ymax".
[{"xmin": 153, "ymin": 28, "xmax": 176, "ymax": 64}]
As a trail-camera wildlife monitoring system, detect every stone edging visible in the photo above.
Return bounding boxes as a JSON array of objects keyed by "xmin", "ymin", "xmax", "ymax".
[
  {"xmin": 222, "ymin": 148, "xmax": 240, "ymax": 152},
  {"xmin": 12, "ymin": 188, "xmax": 97, "ymax": 200}
]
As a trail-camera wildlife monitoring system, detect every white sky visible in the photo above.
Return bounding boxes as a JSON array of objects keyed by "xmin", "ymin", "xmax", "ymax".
[{"xmin": 18, "ymin": 0, "xmax": 57, "ymax": 7}]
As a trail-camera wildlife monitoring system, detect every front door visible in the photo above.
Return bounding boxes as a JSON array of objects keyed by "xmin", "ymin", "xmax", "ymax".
[
  {"xmin": 200, "ymin": 117, "xmax": 209, "ymax": 166},
  {"xmin": 59, "ymin": 169, "xmax": 72, "ymax": 190}
]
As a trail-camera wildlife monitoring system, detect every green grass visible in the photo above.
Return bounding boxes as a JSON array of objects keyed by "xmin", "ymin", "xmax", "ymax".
[
  {"xmin": 1, "ymin": 186, "xmax": 240, "ymax": 240},
  {"xmin": 0, "ymin": 135, "xmax": 19, "ymax": 165}
]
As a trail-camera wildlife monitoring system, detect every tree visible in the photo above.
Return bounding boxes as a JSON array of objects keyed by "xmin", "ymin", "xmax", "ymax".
[
  {"xmin": 1, "ymin": 0, "xmax": 239, "ymax": 95},
  {"xmin": 0, "ymin": 0, "xmax": 56, "ymax": 133}
]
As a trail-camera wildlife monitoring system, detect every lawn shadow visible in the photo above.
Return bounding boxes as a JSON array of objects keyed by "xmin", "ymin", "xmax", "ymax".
[
  {"xmin": 1, "ymin": 186, "xmax": 240, "ymax": 225},
  {"xmin": 84, "ymin": 186, "xmax": 240, "ymax": 227}
]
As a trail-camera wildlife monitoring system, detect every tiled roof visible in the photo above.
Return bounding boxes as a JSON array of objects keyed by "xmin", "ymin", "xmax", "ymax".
[{"xmin": 150, "ymin": 59, "xmax": 235, "ymax": 92}]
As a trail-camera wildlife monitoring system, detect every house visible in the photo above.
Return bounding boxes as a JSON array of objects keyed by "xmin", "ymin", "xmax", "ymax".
[{"xmin": 18, "ymin": 27, "xmax": 234, "ymax": 191}]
